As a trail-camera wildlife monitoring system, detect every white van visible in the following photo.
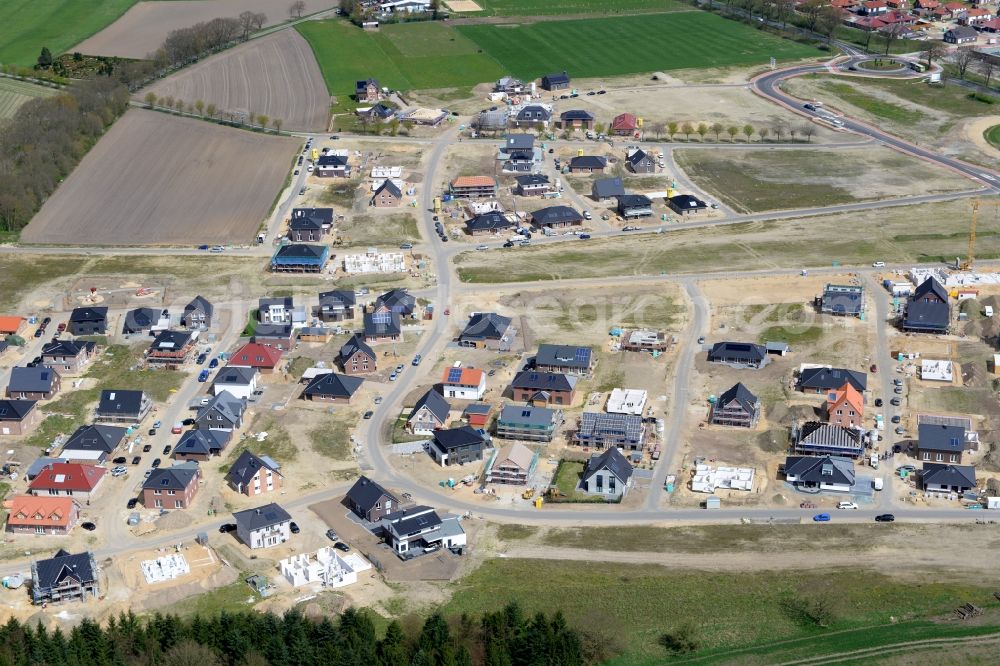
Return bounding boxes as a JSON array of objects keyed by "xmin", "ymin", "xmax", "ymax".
[
  {"xmin": 837, "ymin": 501, "xmax": 859, "ymax": 510},
  {"xmin": 872, "ymin": 261, "xmax": 886, "ymax": 268}
]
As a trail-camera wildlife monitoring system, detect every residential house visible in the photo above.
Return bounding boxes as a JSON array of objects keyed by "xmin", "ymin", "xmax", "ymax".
[
  {"xmin": 512, "ymin": 105, "xmax": 552, "ymax": 128},
  {"xmin": 568, "ymin": 155, "xmax": 607, "ymax": 174},
  {"xmin": 299, "ymin": 326, "xmax": 336, "ymax": 344},
  {"xmin": 903, "ymin": 277, "xmax": 950, "ymax": 333},
  {"xmin": 626, "ymin": 149, "xmax": 656, "ymax": 174},
  {"xmin": 466, "ymin": 211, "xmax": 515, "ymax": 236},
  {"xmin": 798, "ymin": 367, "xmax": 867, "ymax": 393},
  {"xmin": 573, "ymin": 412, "xmax": 646, "ymax": 451},
  {"xmin": 621, "ymin": 329, "xmax": 668, "ymax": 352},
  {"xmin": 558, "ymin": 109, "xmax": 595, "ymax": 130},
  {"xmin": 381, "ymin": 505, "xmax": 466, "ymax": 555},
  {"xmin": 407, "ymin": 389, "xmax": 451, "ymax": 434},
  {"xmin": 94, "ymin": 390, "xmax": 151, "ymax": 424},
  {"xmin": 617, "ymin": 194, "xmax": 654, "ymax": 219},
  {"xmin": 316, "ymin": 290, "xmax": 356, "ymax": 322},
  {"xmin": 916, "ymin": 422, "xmax": 965, "ymax": 464},
  {"xmin": 794, "ymin": 421, "xmax": 865, "ymax": 458},
  {"xmin": 429, "ymin": 426, "xmax": 489, "ymax": 466},
  {"xmin": 253, "ymin": 323, "xmax": 295, "ymax": 351},
  {"xmin": 358, "ymin": 102, "xmax": 395, "ymax": 122},
  {"xmin": 458, "ymin": 312, "xmax": 512, "ymax": 349},
  {"xmin": 606, "ymin": 388, "xmax": 647, "ymax": 415},
  {"xmin": 173, "ymin": 429, "xmax": 231, "ymax": 461},
  {"xmin": 486, "ymin": 441, "xmax": 537, "ymax": 484},
  {"xmin": 229, "ymin": 342, "xmax": 283, "ymax": 374},
  {"xmin": 860, "ymin": 0, "xmax": 888, "ymax": 13},
  {"xmin": 27, "ymin": 463, "xmax": 106, "ymax": 500},
  {"xmin": 339, "ymin": 334, "xmax": 377, "ymax": 375},
  {"xmin": 41, "ymin": 340, "xmax": 96, "ymax": 375},
  {"xmin": 610, "ymin": 113, "xmax": 638, "ymax": 136},
  {"xmin": 500, "ymin": 147, "xmax": 534, "ymax": 173},
  {"xmin": 821, "ymin": 284, "xmax": 864, "ymax": 317},
  {"xmin": 530, "ymin": 208, "xmax": 580, "ymax": 232},
  {"xmin": 463, "ymin": 402, "xmax": 493, "ymax": 428},
  {"xmin": 827, "ymin": 382, "xmax": 864, "ymax": 428},
  {"xmin": 961, "ymin": 7, "xmax": 993, "ymax": 24},
  {"xmin": 373, "ymin": 288, "xmax": 416, "ymax": 316},
  {"xmin": 363, "ymin": 311, "xmax": 402, "ymax": 343},
  {"xmin": 195, "ymin": 391, "xmax": 246, "ymax": 431},
  {"xmin": 146, "ymin": 330, "xmax": 197, "ymax": 366},
  {"xmin": 59, "ymin": 425, "xmax": 127, "ymax": 463},
  {"xmin": 515, "ymin": 174, "xmax": 551, "ymax": 196},
  {"xmin": 921, "ymin": 463, "xmax": 977, "ymax": 493},
  {"xmin": 591, "ymin": 177, "xmax": 625, "ymax": 201},
  {"xmin": 68, "ymin": 307, "xmax": 107, "ymax": 336},
  {"xmin": 302, "ymin": 372, "xmax": 364, "ymax": 403},
  {"xmin": 499, "ymin": 133, "xmax": 534, "ymax": 160},
  {"xmin": 495, "ymin": 404, "xmax": 561, "ymax": 442},
  {"xmin": 707, "ymin": 342, "xmax": 769, "ymax": 369},
  {"xmin": 535, "ymin": 343, "xmax": 594, "ymax": 375},
  {"xmin": 371, "ymin": 179, "xmax": 403, "ymax": 207},
  {"xmin": 667, "ymin": 194, "xmax": 707, "ymax": 216},
  {"xmin": 233, "ymin": 503, "xmax": 293, "ymax": 549},
  {"xmin": 4, "ymin": 496, "xmax": 79, "ymax": 535},
  {"xmin": 356, "ymin": 78, "xmax": 381, "ymax": 103},
  {"xmin": 540, "ymin": 71, "xmax": 570, "ymax": 90},
  {"xmin": 315, "ymin": 154, "xmax": 351, "ymax": 178},
  {"xmin": 141, "ymin": 462, "xmax": 201, "ymax": 510},
  {"xmin": 0, "ymin": 316, "xmax": 25, "ymax": 336},
  {"xmin": 710, "ymin": 383, "xmax": 761, "ymax": 428},
  {"xmin": 122, "ymin": 307, "xmax": 162, "ymax": 335},
  {"xmin": 495, "ymin": 76, "xmax": 524, "ymax": 94},
  {"xmin": 210, "ymin": 366, "xmax": 259, "ymax": 400},
  {"xmin": 451, "ymin": 176, "xmax": 497, "ymax": 199},
  {"xmin": 783, "ymin": 455, "xmax": 856, "ymax": 492},
  {"xmin": 0, "ymin": 399, "xmax": 39, "ymax": 436},
  {"xmin": 270, "ymin": 244, "xmax": 329, "ymax": 273},
  {"xmin": 510, "ymin": 370, "xmax": 577, "ymax": 406},
  {"xmin": 441, "ymin": 366, "xmax": 487, "ymax": 400},
  {"xmin": 345, "ymin": 475, "xmax": 398, "ymax": 522},
  {"xmin": 477, "ymin": 108, "xmax": 510, "ymax": 132},
  {"xmin": 30, "ymin": 549, "xmax": 98, "ymax": 605},
  {"xmin": 579, "ymin": 447, "xmax": 634, "ymax": 499},
  {"xmin": 227, "ymin": 450, "xmax": 284, "ymax": 497},
  {"xmin": 7, "ymin": 366, "xmax": 60, "ymax": 400},
  {"xmin": 181, "ymin": 295, "xmax": 213, "ymax": 329},
  {"xmin": 259, "ymin": 297, "xmax": 295, "ymax": 324},
  {"xmin": 288, "ymin": 208, "xmax": 333, "ymax": 242}
]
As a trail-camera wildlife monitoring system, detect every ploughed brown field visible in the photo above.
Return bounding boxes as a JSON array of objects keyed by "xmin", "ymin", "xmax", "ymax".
[
  {"xmin": 144, "ymin": 30, "xmax": 330, "ymax": 132},
  {"xmin": 21, "ymin": 109, "xmax": 298, "ymax": 246},
  {"xmin": 74, "ymin": 0, "xmax": 337, "ymax": 59}
]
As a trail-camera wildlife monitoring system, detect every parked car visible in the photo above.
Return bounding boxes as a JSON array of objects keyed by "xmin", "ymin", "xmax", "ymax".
[
  {"xmin": 325, "ymin": 529, "xmax": 338, "ymax": 541},
  {"xmin": 894, "ymin": 387, "xmax": 903, "ymax": 394},
  {"xmin": 389, "ymin": 372, "xmax": 398, "ymax": 381},
  {"xmin": 412, "ymin": 354, "xmax": 422, "ymax": 366},
  {"xmin": 219, "ymin": 523, "xmax": 237, "ymax": 533},
  {"xmin": 148, "ymin": 428, "xmax": 157, "ymax": 436},
  {"xmin": 875, "ymin": 514, "xmax": 895, "ymax": 522},
  {"xmin": 697, "ymin": 336, "xmax": 706, "ymax": 345},
  {"xmin": 891, "ymin": 415, "xmax": 901, "ymax": 424},
  {"xmin": 196, "ymin": 353, "xmax": 208, "ymax": 364},
  {"xmin": 395, "ymin": 364, "xmax": 404, "ymax": 373},
  {"xmin": 171, "ymin": 423, "xmax": 183, "ymax": 434},
  {"xmin": 127, "ymin": 498, "xmax": 138, "ymax": 509},
  {"xmin": 182, "ymin": 418, "xmax": 196, "ymax": 426},
  {"xmin": 289, "ymin": 522, "xmax": 300, "ymax": 534},
  {"xmin": 874, "ymin": 398, "xmax": 883, "ymax": 407},
  {"xmin": 209, "ymin": 358, "xmax": 219, "ymax": 368},
  {"xmin": 870, "ymin": 364, "xmax": 878, "ymax": 373},
  {"xmin": 890, "ymin": 397, "xmax": 901, "ymax": 406},
  {"xmin": 363, "ymin": 410, "xmax": 374, "ymax": 420},
  {"xmin": 476, "ymin": 244, "xmax": 489, "ymax": 251},
  {"xmin": 210, "ymin": 246, "xmax": 225, "ymax": 253},
  {"xmin": 400, "ymin": 243, "xmax": 413, "ymax": 250},
  {"xmin": 334, "ymin": 542, "xmax": 350, "ymax": 552},
  {"xmin": 578, "ymin": 233, "xmax": 591, "ymax": 240},
  {"xmin": 112, "ymin": 456, "xmax": 127, "ymax": 464},
  {"xmin": 162, "ymin": 445, "xmax": 172, "ymax": 455},
  {"xmin": 131, "ymin": 456, "xmax": 141, "ymax": 465},
  {"xmin": 895, "ymin": 426, "xmax": 906, "ymax": 435},
  {"xmin": 872, "ymin": 261, "xmax": 886, "ymax": 268},
  {"xmin": 503, "ymin": 241, "xmax": 515, "ymax": 248},
  {"xmin": 893, "ymin": 379, "xmax": 903, "ymax": 386},
  {"xmin": 813, "ymin": 513, "xmax": 831, "ymax": 522},
  {"xmin": 143, "ymin": 444, "xmax": 152, "ymax": 452},
  {"xmin": 81, "ymin": 522, "xmax": 97, "ymax": 531},
  {"xmin": 198, "ymin": 369, "xmax": 210, "ymax": 382},
  {"xmin": 837, "ymin": 501, "xmax": 859, "ymax": 510},
  {"xmin": 151, "ymin": 458, "xmax": 162, "ymax": 468}
]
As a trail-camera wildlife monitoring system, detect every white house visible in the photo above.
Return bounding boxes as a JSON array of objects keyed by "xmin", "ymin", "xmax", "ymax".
[
  {"xmin": 259, "ymin": 297, "xmax": 294, "ymax": 324},
  {"xmin": 606, "ymin": 388, "xmax": 647, "ymax": 415},
  {"xmin": 233, "ymin": 503, "xmax": 292, "ymax": 550},
  {"xmin": 210, "ymin": 366, "xmax": 259, "ymax": 401},
  {"xmin": 380, "ymin": 0, "xmax": 431, "ymax": 13},
  {"xmin": 440, "ymin": 366, "xmax": 486, "ymax": 400},
  {"xmin": 279, "ymin": 547, "xmax": 372, "ymax": 588},
  {"xmin": 380, "ymin": 505, "xmax": 467, "ymax": 555}
]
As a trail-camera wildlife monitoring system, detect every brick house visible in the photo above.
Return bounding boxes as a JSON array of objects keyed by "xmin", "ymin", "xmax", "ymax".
[
  {"xmin": 301, "ymin": 372, "xmax": 363, "ymax": 404},
  {"xmin": 141, "ymin": 462, "xmax": 201, "ymax": 509},
  {"xmin": 227, "ymin": 450, "xmax": 284, "ymax": 497},
  {"xmin": 826, "ymin": 382, "xmax": 864, "ymax": 428},
  {"xmin": 229, "ymin": 342, "xmax": 283, "ymax": 374},
  {"xmin": 41, "ymin": 340, "xmax": 96, "ymax": 376},
  {"xmin": 510, "ymin": 371, "xmax": 577, "ymax": 407},
  {"xmin": 339, "ymin": 335, "xmax": 377, "ymax": 375},
  {"xmin": 371, "ymin": 180, "xmax": 403, "ymax": 207},
  {"xmin": 4, "ymin": 496, "xmax": 79, "ymax": 535},
  {"xmin": 0, "ymin": 399, "xmax": 39, "ymax": 436},
  {"xmin": 27, "ymin": 463, "xmax": 106, "ymax": 500},
  {"xmin": 345, "ymin": 475, "xmax": 398, "ymax": 522},
  {"xmin": 7, "ymin": 366, "xmax": 61, "ymax": 400}
]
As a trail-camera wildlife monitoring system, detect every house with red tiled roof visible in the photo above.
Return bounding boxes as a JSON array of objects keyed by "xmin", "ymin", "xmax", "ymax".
[
  {"xmin": 826, "ymin": 383, "xmax": 865, "ymax": 428},
  {"xmin": 441, "ymin": 366, "xmax": 487, "ymax": 400},
  {"xmin": 450, "ymin": 176, "xmax": 497, "ymax": 199},
  {"xmin": 0, "ymin": 316, "xmax": 25, "ymax": 336},
  {"xmin": 913, "ymin": 0, "xmax": 939, "ymax": 11},
  {"xmin": 832, "ymin": 0, "xmax": 861, "ymax": 8},
  {"xmin": 4, "ymin": 496, "xmax": 80, "ymax": 535},
  {"xmin": 28, "ymin": 463, "xmax": 106, "ymax": 501},
  {"xmin": 861, "ymin": 0, "xmax": 889, "ymax": 14},
  {"xmin": 979, "ymin": 17, "xmax": 1000, "ymax": 31},
  {"xmin": 610, "ymin": 113, "xmax": 638, "ymax": 136},
  {"xmin": 228, "ymin": 342, "xmax": 283, "ymax": 374},
  {"xmin": 961, "ymin": 6, "xmax": 993, "ymax": 23}
]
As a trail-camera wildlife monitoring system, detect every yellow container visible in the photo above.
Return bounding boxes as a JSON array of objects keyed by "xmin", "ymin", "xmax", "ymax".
[
  {"xmin": 637, "ymin": 117, "xmax": 644, "ymax": 128},
  {"xmin": 534, "ymin": 497, "xmax": 543, "ymax": 508}
]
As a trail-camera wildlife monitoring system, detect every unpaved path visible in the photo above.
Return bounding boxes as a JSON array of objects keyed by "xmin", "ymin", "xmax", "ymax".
[{"xmin": 965, "ymin": 114, "xmax": 1000, "ymax": 157}]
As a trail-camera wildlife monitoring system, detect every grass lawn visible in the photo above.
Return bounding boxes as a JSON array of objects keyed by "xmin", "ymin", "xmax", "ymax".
[
  {"xmin": 0, "ymin": 78, "xmax": 58, "ymax": 119},
  {"xmin": 758, "ymin": 324, "xmax": 824, "ymax": 346},
  {"xmin": 467, "ymin": 0, "xmax": 687, "ymax": 16},
  {"xmin": 239, "ymin": 416, "xmax": 299, "ymax": 462},
  {"xmin": 551, "ymin": 460, "xmax": 604, "ymax": 502},
  {"xmin": 440, "ymin": 559, "xmax": 1000, "ymax": 664},
  {"xmin": 814, "ymin": 81, "xmax": 925, "ymax": 124},
  {"xmin": 0, "ymin": 0, "xmax": 137, "ymax": 67},
  {"xmin": 341, "ymin": 213, "xmax": 420, "ymax": 247},
  {"xmin": 456, "ymin": 12, "xmax": 819, "ymax": 81},
  {"xmin": 986, "ymin": 124, "xmax": 1000, "ymax": 150},
  {"xmin": 154, "ymin": 578, "xmax": 257, "ymax": 619},
  {"xmin": 309, "ymin": 414, "xmax": 354, "ymax": 460}
]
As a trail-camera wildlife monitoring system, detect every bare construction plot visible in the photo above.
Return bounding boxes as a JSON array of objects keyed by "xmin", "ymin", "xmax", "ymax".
[
  {"xmin": 145, "ymin": 29, "xmax": 329, "ymax": 131},
  {"xmin": 74, "ymin": 0, "xmax": 336, "ymax": 59},
  {"xmin": 21, "ymin": 109, "xmax": 298, "ymax": 246}
]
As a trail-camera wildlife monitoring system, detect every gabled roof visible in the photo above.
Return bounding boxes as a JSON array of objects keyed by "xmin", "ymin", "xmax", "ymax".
[
  {"xmin": 498, "ymin": 404, "xmax": 556, "ymax": 427},
  {"xmin": 946, "ymin": 25, "xmax": 979, "ymax": 38},
  {"xmin": 582, "ymin": 447, "xmax": 633, "ymax": 484},
  {"xmin": 532, "ymin": 205, "xmax": 583, "ymax": 226},
  {"xmin": 717, "ymin": 382, "xmax": 759, "ymax": 413},
  {"xmin": 409, "ymin": 389, "xmax": 451, "ymax": 424},
  {"xmin": 346, "ymin": 476, "xmax": 396, "ymax": 514},
  {"xmin": 273, "ymin": 244, "xmax": 328, "ymax": 261},
  {"xmin": 798, "ymin": 367, "xmax": 867, "ymax": 392},
  {"xmin": 175, "ymin": 429, "xmax": 231, "ymax": 456},
  {"xmin": 196, "ymin": 391, "xmax": 245, "ymax": 424},
  {"xmin": 441, "ymin": 367, "xmax": 484, "ymax": 387},
  {"xmin": 373, "ymin": 179, "xmax": 402, "ymax": 199},
  {"xmin": 42, "ymin": 340, "xmax": 95, "ymax": 358},
  {"xmin": 918, "ymin": 423, "xmax": 964, "ymax": 453},
  {"xmin": 913, "ymin": 277, "xmax": 949, "ymax": 302},
  {"xmin": 356, "ymin": 78, "xmax": 379, "ymax": 90},
  {"xmin": 8, "ymin": 366, "xmax": 58, "ymax": 393},
  {"xmin": 233, "ymin": 502, "xmax": 291, "ymax": 531},
  {"xmin": 62, "ymin": 424, "xmax": 127, "ymax": 453},
  {"xmin": 465, "ymin": 211, "xmax": 513, "ymax": 234},
  {"xmin": 611, "ymin": 113, "xmax": 638, "ymax": 130},
  {"xmin": 542, "ymin": 71, "xmax": 570, "ymax": 85},
  {"xmin": 560, "ymin": 109, "xmax": 594, "ymax": 121},
  {"xmin": 827, "ymin": 382, "xmax": 864, "ymax": 417},
  {"xmin": 504, "ymin": 134, "xmax": 534, "ymax": 151},
  {"xmin": 784, "ymin": 455, "xmax": 855, "ymax": 486},
  {"xmin": 142, "ymin": 462, "xmax": 199, "ymax": 492},
  {"xmin": 339, "ymin": 334, "xmax": 376, "ymax": 362},
  {"xmin": 28, "ymin": 463, "xmax": 105, "ymax": 493},
  {"xmin": 626, "ymin": 149, "xmax": 653, "ymax": 166},
  {"xmin": 0, "ymin": 316, "xmax": 24, "ymax": 332},
  {"xmin": 922, "ymin": 463, "xmax": 976, "ymax": 488},
  {"xmin": 577, "ymin": 412, "xmax": 644, "ymax": 441},
  {"xmin": 511, "ymin": 370, "xmax": 577, "ymax": 392},
  {"xmin": 569, "ymin": 155, "xmax": 607, "ymax": 170},
  {"xmin": 149, "ymin": 329, "xmax": 194, "ymax": 352},
  {"xmin": 592, "ymin": 177, "xmax": 626, "ymax": 198},
  {"xmin": 383, "ymin": 505, "xmax": 442, "ymax": 538},
  {"xmin": 797, "ymin": 422, "xmax": 863, "ymax": 449},
  {"xmin": 433, "ymin": 425, "xmax": 486, "ymax": 451},
  {"xmin": 33, "ymin": 549, "xmax": 96, "ymax": 590},
  {"xmin": 318, "ymin": 290, "xmax": 356, "ymax": 309},
  {"xmin": 515, "ymin": 105, "xmax": 552, "ymax": 121},
  {"xmin": 515, "ymin": 174, "xmax": 550, "ymax": 187},
  {"xmin": 227, "ymin": 450, "xmax": 281, "ymax": 488},
  {"xmin": 290, "ymin": 207, "xmax": 333, "ymax": 230},
  {"xmin": 96, "ymin": 390, "xmax": 146, "ymax": 416},
  {"xmin": 211, "ymin": 365, "xmax": 258, "ymax": 387},
  {"xmin": 905, "ymin": 301, "xmax": 950, "ymax": 331},
  {"xmin": 375, "ymin": 288, "xmax": 415, "ymax": 313},
  {"xmin": 535, "ymin": 344, "xmax": 592, "ymax": 369},
  {"xmin": 0, "ymin": 399, "xmax": 36, "ymax": 421},
  {"xmin": 184, "ymin": 295, "xmax": 213, "ymax": 320},
  {"xmin": 616, "ymin": 194, "xmax": 653, "ymax": 207},
  {"xmin": 253, "ymin": 323, "xmax": 293, "ymax": 339},
  {"xmin": 495, "ymin": 441, "xmax": 536, "ymax": 470},
  {"xmin": 822, "ymin": 284, "xmax": 864, "ymax": 315},
  {"xmin": 303, "ymin": 372, "xmax": 364, "ymax": 399},
  {"xmin": 229, "ymin": 342, "xmax": 283, "ymax": 369},
  {"xmin": 7, "ymin": 496, "xmax": 75, "ymax": 527},
  {"xmin": 364, "ymin": 311, "xmax": 401, "ymax": 337},
  {"xmin": 69, "ymin": 307, "xmax": 107, "ymax": 323},
  {"xmin": 460, "ymin": 312, "xmax": 512, "ymax": 341}
]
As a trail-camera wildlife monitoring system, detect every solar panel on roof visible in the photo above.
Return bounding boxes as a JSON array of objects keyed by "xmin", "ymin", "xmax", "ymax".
[
  {"xmin": 575, "ymin": 348, "xmax": 589, "ymax": 361},
  {"xmin": 372, "ymin": 312, "xmax": 390, "ymax": 324},
  {"xmin": 447, "ymin": 368, "xmax": 463, "ymax": 383}
]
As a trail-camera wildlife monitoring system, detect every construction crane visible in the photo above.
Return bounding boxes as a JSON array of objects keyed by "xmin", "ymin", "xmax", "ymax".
[{"xmin": 962, "ymin": 199, "xmax": 1000, "ymax": 271}]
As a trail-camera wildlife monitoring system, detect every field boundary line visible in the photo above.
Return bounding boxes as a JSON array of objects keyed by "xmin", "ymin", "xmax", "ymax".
[{"xmin": 777, "ymin": 629, "xmax": 1000, "ymax": 666}]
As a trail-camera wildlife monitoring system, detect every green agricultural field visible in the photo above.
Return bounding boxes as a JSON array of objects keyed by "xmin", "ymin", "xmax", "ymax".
[
  {"xmin": 0, "ymin": 0, "xmax": 137, "ymax": 67},
  {"xmin": 456, "ymin": 12, "xmax": 819, "ymax": 81},
  {"xmin": 297, "ymin": 20, "xmax": 505, "ymax": 94},
  {"xmin": 0, "ymin": 78, "xmax": 58, "ymax": 119},
  {"xmin": 465, "ymin": 0, "xmax": 686, "ymax": 16}
]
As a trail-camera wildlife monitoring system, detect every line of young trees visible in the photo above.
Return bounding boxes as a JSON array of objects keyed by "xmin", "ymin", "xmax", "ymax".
[
  {"xmin": 0, "ymin": 604, "xmax": 585, "ymax": 666},
  {"xmin": 643, "ymin": 121, "xmax": 816, "ymax": 143},
  {"xmin": 0, "ymin": 77, "xmax": 131, "ymax": 232}
]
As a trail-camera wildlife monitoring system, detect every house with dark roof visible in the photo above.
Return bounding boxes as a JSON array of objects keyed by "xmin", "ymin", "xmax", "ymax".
[
  {"xmin": 316, "ymin": 290, "xmax": 356, "ymax": 322},
  {"xmin": 252, "ymin": 323, "xmax": 295, "ymax": 351},
  {"xmin": 626, "ymin": 149, "xmax": 656, "ymax": 174},
  {"xmin": 559, "ymin": 109, "xmax": 595, "ymax": 130},
  {"xmin": 256, "ymin": 296, "xmax": 293, "ymax": 324},
  {"xmin": 820, "ymin": 284, "xmax": 864, "ymax": 317},
  {"xmin": 568, "ymin": 155, "xmax": 607, "ymax": 174},
  {"xmin": 233, "ymin": 502, "xmax": 292, "ymax": 549},
  {"xmin": 495, "ymin": 76, "xmax": 524, "ymax": 94},
  {"xmin": 512, "ymin": 105, "xmax": 552, "ymax": 127},
  {"xmin": 270, "ymin": 244, "xmax": 329, "ymax": 273},
  {"xmin": 707, "ymin": 342, "xmax": 769, "ymax": 369},
  {"xmin": 916, "ymin": 422, "xmax": 966, "ymax": 464},
  {"xmin": 573, "ymin": 412, "xmax": 646, "ymax": 451},
  {"xmin": 500, "ymin": 149, "xmax": 534, "ymax": 173},
  {"xmin": 710, "ymin": 383, "xmax": 760, "ymax": 428},
  {"xmin": 359, "ymin": 102, "xmax": 395, "ymax": 122},
  {"xmin": 182, "ymin": 295, "xmax": 213, "ymax": 329},
  {"xmin": 465, "ymin": 211, "xmax": 514, "ymax": 236},
  {"xmin": 534, "ymin": 343, "xmax": 594, "ymax": 375},
  {"xmin": 122, "ymin": 307, "xmax": 162, "ymax": 335},
  {"xmin": 346, "ymin": 475, "xmax": 398, "ymax": 523},
  {"xmin": 532, "ymin": 205, "xmax": 583, "ymax": 228},
  {"xmin": 141, "ymin": 462, "xmax": 201, "ymax": 510},
  {"xmin": 783, "ymin": 455, "xmax": 856, "ymax": 492},
  {"xmin": 7, "ymin": 366, "xmax": 60, "ymax": 400},
  {"xmin": 339, "ymin": 334, "xmax": 377, "ymax": 375},
  {"xmin": 610, "ymin": 113, "xmax": 638, "ymax": 136},
  {"xmin": 579, "ymin": 448, "xmax": 634, "ymax": 499},
  {"xmin": 921, "ymin": 463, "xmax": 976, "ymax": 493},
  {"xmin": 146, "ymin": 330, "xmax": 197, "ymax": 366},
  {"xmin": 27, "ymin": 462, "xmax": 106, "ymax": 500},
  {"xmin": 514, "ymin": 173, "xmax": 551, "ymax": 196},
  {"xmin": 30, "ymin": 549, "xmax": 98, "ymax": 605},
  {"xmin": 429, "ymin": 426, "xmax": 489, "ymax": 466},
  {"xmin": 407, "ymin": 389, "xmax": 451, "ymax": 434},
  {"xmin": 229, "ymin": 342, "xmax": 283, "ymax": 373},
  {"xmin": 459, "ymin": 312, "xmax": 513, "ymax": 350},
  {"xmin": 288, "ymin": 208, "xmax": 333, "ymax": 242},
  {"xmin": 373, "ymin": 288, "xmax": 415, "ymax": 316},
  {"xmin": 380, "ymin": 505, "xmax": 466, "ymax": 556},
  {"xmin": 372, "ymin": 179, "xmax": 403, "ymax": 208},
  {"xmin": 173, "ymin": 429, "xmax": 231, "ymax": 461},
  {"xmin": 41, "ymin": 340, "xmax": 96, "ymax": 375},
  {"xmin": 616, "ymin": 194, "xmax": 654, "ymax": 219},
  {"xmin": 95, "ymin": 390, "xmax": 151, "ymax": 423},
  {"xmin": 195, "ymin": 391, "xmax": 245, "ymax": 431},
  {"xmin": 510, "ymin": 370, "xmax": 577, "ymax": 406},
  {"xmin": 227, "ymin": 450, "xmax": 283, "ymax": 497},
  {"xmin": 797, "ymin": 367, "xmax": 867, "ymax": 393},
  {"xmin": 0, "ymin": 399, "xmax": 39, "ymax": 436},
  {"xmin": 60, "ymin": 424, "xmax": 127, "ymax": 463},
  {"xmin": 541, "ymin": 71, "xmax": 570, "ymax": 90},
  {"xmin": 495, "ymin": 404, "xmax": 561, "ymax": 442},
  {"xmin": 591, "ymin": 177, "xmax": 626, "ymax": 201},
  {"xmin": 316, "ymin": 153, "xmax": 351, "ymax": 178},
  {"xmin": 356, "ymin": 78, "xmax": 381, "ymax": 103},
  {"xmin": 210, "ymin": 365, "xmax": 258, "ymax": 400},
  {"xmin": 903, "ymin": 277, "xmax": 950, "ymax": 333},
  {"xmin": 363, "ymin": 311, "xmax": 402, "ymax": 343},
  {"xmin": 302, "ymin": 372, "xmax": 364, "ymax": 404},
  {"xmin": 667, "ymin": 194, "xmax": 707, "ymax": 216},
  {"xmin": 68, "ymin": 307, "xmax": 107, "ymax": 336},
  {"xmin": 944, "ymin": 25, "xmax": 978, "ymax": 43},
  {"xmin": 794, "ymin": 421, "xmax": 864, "ymax": 458}
]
